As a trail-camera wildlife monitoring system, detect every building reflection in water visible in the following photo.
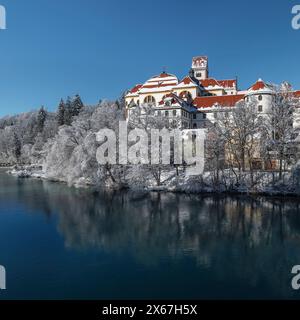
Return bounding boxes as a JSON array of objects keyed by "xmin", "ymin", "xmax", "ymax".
[{"xmin": 3, "ymin": 174, "xmax": 300, "ymax": 298}]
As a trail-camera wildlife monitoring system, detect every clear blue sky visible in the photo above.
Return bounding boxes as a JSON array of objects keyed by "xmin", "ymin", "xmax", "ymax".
[{"xmin": 0, "ymin": 0, "xmax": 299, "ymax": 115}]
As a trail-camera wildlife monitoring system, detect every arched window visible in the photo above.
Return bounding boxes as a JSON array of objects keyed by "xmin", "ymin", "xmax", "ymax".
[
  {"xmin": 258, "ymin": 95, "xmax": 263, "ymax": 101},
  {"xmin": 179, "ymin": 91, "xmax": 192, "ymax": 101},
  {"xmin": 144, "ymin": 95, "xmax": 156, "ymax": 106}
]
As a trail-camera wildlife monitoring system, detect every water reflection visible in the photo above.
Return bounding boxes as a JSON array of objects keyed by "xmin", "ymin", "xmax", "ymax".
[{"xmin": 1, "ymin": 172, "xmax": 300, "ymax": 298}]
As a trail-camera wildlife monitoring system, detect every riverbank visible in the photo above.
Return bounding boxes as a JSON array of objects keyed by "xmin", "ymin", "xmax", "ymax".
[{"xmin": 4, "ymin": 164, "xmax": 300, "ymax": 197}]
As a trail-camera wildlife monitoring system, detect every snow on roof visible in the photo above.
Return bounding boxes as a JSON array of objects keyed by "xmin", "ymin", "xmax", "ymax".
[
  {"xmin": 200, "ymin": 78, "xmax": 237, "ymax": 90},
  {"xmin": 193, "ymin": 94, "xmax": 244, "ymax": 109},
  {"xmin": 138, "ymin": 72, "xmax": 179, "ymax": 94},
  {"xmin": 247, "ymin": 79, "xmax": 273, "ymax": 95},
  {"xmin": 174, "ymin": 76, "xmax": 199, "ymax": 89},
  {"xmin": 128, "ymin": 84, "xmax": 143, "ymax": 94},
  {"xmin": 218, "ymin": 79, "xmax": 237, "ymax": 88},
  {"xmin": 294, "ymin": 90, "xmax": 300, "ymax": 97}
]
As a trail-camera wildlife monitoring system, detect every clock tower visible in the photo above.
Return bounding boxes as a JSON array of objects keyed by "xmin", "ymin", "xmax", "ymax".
[{"xmin": 191, "ymin": 56, "xmax": 209, "ymax": 80}]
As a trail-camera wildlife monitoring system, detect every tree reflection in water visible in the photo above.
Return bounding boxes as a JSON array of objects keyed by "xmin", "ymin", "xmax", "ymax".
[{"xmin": 2, "ymin": 172, "xmax": 300, "ymax": 298}]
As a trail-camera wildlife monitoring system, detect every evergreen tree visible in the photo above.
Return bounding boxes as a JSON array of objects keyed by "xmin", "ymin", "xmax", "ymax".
[
  {"xmin": 64, "ymin": 96, "xmax": 73, "ymax": 126},
  {"xmin": 57, "ymin": 99, "xmax": 66, "ymax": 127},
  {"xmin": 37, "ymin": 106, "xmax": 47, "ymax": 133},
  {"xmin": 72, "ymin": 94, "xmax": 84, "ymax": 116}
]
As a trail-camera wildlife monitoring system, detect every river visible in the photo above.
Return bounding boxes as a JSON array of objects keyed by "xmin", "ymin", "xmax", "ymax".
[{"xmin": 0, "ymin": 170, "xmax": 300, "ymax": 299}]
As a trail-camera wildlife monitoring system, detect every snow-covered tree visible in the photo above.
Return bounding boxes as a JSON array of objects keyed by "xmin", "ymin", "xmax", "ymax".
[
  {"xmin": 37, "ymin": 106, "xmax": 47, "ymax": 133},
  {"xmin": 57, "ymin": 99, "xmax": 66, "ymax": 127},
  {"xmin": 261, "ymin": 83, "xmax": 297, "ymax": 179}
]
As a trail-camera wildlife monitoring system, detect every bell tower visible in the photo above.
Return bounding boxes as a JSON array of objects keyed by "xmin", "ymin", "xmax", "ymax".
[{"xmin": 191, "ymin": 56, "xmax": 209, "ymax": 80}]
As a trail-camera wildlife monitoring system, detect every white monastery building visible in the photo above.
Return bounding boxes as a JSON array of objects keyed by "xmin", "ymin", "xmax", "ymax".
[{"xmin": 125, "ymin": 56, "xmax": 300, "ymax": 129}]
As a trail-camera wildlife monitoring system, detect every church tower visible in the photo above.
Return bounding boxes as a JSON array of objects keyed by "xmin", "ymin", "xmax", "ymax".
[{"xmin": 191, "ymin": 56, "xmax": 209, "ymax": 80}]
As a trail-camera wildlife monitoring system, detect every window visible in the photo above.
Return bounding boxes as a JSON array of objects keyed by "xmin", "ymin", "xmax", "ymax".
[
  {"xmin": 158, "ymin": 110, "xmax": 161, "ymax": 116},
  {"xmin": 258, "ymin": 105, "xmax": 263, "ymax": 112},
  {"xmin": 193, "ymin": 123, "xmax": 197, "ymax": 129},
  {"xmin": 137, "ymin": 100, "xmax": 140, "ymax": 106},
  {"xmin": 196, "ymin": 72, "xmax": 202, "ymax": 78},
  {"xmin": 214, "ymin": 112, "xmax": 217, "ymax": 119},
  {"xmin": 258, "ymin": 95, "xmax": 263, "ymax": 101},
  {"xmin": 165, "ymin": 110, "xmax": 169, "ymax": 117},
  {"xmin": 144, "ymin": 95, "xmax": 156, "ymax": 105},
  {"xmin": 173, "ymin": 110, "xmax": 177, "ymax": 116},
  {"xmin": 203, "ymin": 114, "xmax": 207, "ymax": 119},
  {"xmin": 193, "ymin": 114, "xmax": 197, "ymax": 119},
  {"xmin": 179, "ymin": 91, "xmax": 192, "ymax": 101}
]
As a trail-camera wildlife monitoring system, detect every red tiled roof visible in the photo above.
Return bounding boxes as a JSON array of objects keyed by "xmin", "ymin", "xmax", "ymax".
[
  {"xmin": 193, "ymin": 94, "xmax": 244, "ymax": 109},
  {"xmin": 153, "ymin": 72, "xmax": 174, "ymax": 78},
  {"xmin": 129, "ymin": 84, "xmax": 142, "ymax": 94},
  {"xmin": 218, "ymin": 80, "xmax": 236, "ymax": 88},
  {"xmin": 294, "ymin": 90, "xmax": 300, "ymax": 97},
  {"xmin": 200, "ymin": 78, "xmax": 220, "ymax": 87},
  {"xmin": 180, "ymin": 76, "xmax": 195, "ymax": 85},
  {"xmin": 249, "ymin": 80, "xmax": 266, "ymax": 91},
  {"xmin": 142, "ymin": 83, "xmax": 177, "ymax": 89},
  {"xmin": 200, "ymin": 78, "xmax": 236, "ymax": 89},
  {"xmin": 174, "ymin": 76, "xmax": 198, "ymax": 88}
]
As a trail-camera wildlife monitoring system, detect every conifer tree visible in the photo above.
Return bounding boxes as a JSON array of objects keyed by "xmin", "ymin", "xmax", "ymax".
[
  {"xmin": 37, "ymin": 106, "xmax": 47, "ymax": 133},
  {"xmin": 64, "ymin": 96, "xmax": 73, "ymax": 126},
  {"xmin": 57, "ymin": 99, "xmax": 66, "ymax": 127},
  {"xmin": 72, "ymin": 94, "xmax": 84, "ymax": 116}
]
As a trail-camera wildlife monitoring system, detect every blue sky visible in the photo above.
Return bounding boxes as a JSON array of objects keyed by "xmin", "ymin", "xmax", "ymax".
[{"xmin": 0, "ymin": 0, "xmax": 299, "ymax": 115}]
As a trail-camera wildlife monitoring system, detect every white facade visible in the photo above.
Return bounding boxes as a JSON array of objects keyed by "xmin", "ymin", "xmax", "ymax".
[{"xmin": 125, "ymin": 56, "xmax": 300, "ymax": 130}]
